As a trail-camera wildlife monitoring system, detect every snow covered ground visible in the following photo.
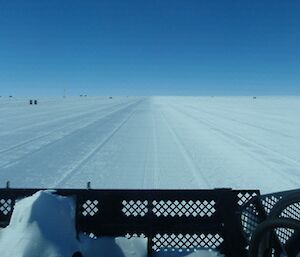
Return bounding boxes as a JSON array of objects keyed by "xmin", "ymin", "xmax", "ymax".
[
  {"xmin": 1, "ymin": 96, "xmax": 300, "ymax": 257},
  {"xmin": 0, "ymin": 96, "xmax": 300, "ymax": 193}
]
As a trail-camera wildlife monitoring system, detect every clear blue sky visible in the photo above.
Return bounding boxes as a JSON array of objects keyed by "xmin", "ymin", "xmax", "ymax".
[{"xmin": 0, "ymin": 0, "xmax": 300, "ymax": 96}]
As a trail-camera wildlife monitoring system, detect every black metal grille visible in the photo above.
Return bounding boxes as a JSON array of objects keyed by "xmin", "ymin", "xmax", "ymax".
[
  {"xmin": 152, "ymin": 200, "xmax": 216, "ymax": 218},
  {"xmin": 276, "ymin": 202, "xmax": 300, "ymax": 245},
  {"xmin": 241, "ymin": 203, "xmax": 260, "ymax": 241},
  {"xmin": 81, "ymin": 199, "xmax": 99, "ymax": 217},
  {"xmin": 241, "ymin": 191, "xmax": 300, "ymax": 248},
  {"xmin": 237, "ymin": 192, "xmax": 258, "ymax": 206},
  {"xmin": 151, "ymin": 233, "xmax": 224, "ymax": 252},
  {"xmin": 0, "ymin": 199, "xmax": 12, "ymax": 216},
  {"xmin": 275, "ymin": 227, "xmax": 294, "ymax": 245},
  {"xmin": 261, "ymin": 195, "xmax": 281, "ymax": 214},
  {"xmin": 122, "ymin": 200, "xmax": 148, "ymax": 217},
  {"xmin": 0, "ymin": 188, "xmax": 260, "ymax": 257},
  {"xmin": 281, "ymin": 202, "xmax": 300, "ymax": 221}
]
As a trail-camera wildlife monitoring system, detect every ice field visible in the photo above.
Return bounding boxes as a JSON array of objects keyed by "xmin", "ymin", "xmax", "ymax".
[
  {"xmin": 1, "ymin": 96, "xmax": 300, "ymax": 257},
  {"xmin": 0, "ymin": 96, "xmax": 300, "ymax": 193}
]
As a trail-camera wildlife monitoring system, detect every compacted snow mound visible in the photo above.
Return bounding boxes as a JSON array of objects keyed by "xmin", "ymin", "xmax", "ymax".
[
  {"xmin": 0, "ymin": 190, "xmax": 79, "ymax": 257},
  {"xmin": 0, "ymin": 191, "xmax": 223, "ymax": 257},
  {"xmin": 79, "ymin": 235, "xmax": 148, "ymax": 257}
]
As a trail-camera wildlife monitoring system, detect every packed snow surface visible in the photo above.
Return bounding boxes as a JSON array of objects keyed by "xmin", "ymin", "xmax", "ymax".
[
  {"xmin": 0, "ymin": 191, "xmax": 223, "ymax": 257},
  {"xmin": 0, "ymin": 96, "xmax": 300, "ymax": 193}
]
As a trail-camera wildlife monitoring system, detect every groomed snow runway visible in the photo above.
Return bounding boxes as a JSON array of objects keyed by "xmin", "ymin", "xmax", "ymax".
[{"xmin": 0, "ymin": 96, "xmax": 300, "ymax": 193}]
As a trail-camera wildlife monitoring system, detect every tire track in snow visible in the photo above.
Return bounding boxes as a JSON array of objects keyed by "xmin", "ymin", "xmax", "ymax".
[
  {"xmin": 159, "ymin": 109, "xmax": 212, "ymax": 188},
  {"xmin": 0, "ymin": 100, "xmax": 132, "ymax": 137},
  {"xmin": 172, "ymin": 106, "xmax": 300, "ymax": 186},
  {"xmin": 0, "ymin": 98, "xmax": 127, "ymax": 129},
  {"xmin": 141, "ymin": 110, "xmax": 160, "ymax": 189},
  {"xmin": 141, "ymin": 130, "xmax": 151, "ymax": 189},
  {"xmin": 177, "ymin": 103, "xmax": 300, "ymax": 142},
  {"xmin": 151, "ymin": 110, "xmax": 159, "ymax": 189},
  {"xmin": 0, "ymin": 100, "xmax": 141, "ymax": 169},
  {"xmin": 0, "ymin": 102, "xmax": 133, "ymax": 155},
  {"xmin": 53, "ymin": 103, "xmax": 140, "ymax": 187},
  {"xmin": 176, "ymin": 106, "xmax": 300, "ymax": 167}
]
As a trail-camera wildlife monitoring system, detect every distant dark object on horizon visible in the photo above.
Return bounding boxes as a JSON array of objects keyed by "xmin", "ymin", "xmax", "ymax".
[
  {"xmin": 253, "ymin": 96, "xmax": 257, "ymax": 99},
  {"xmin": 9, "ymin": 96, "xmax": 13, "ymax": 98},
  {"xmin": 29, "ymin": 99, "xmax": 38, "ymax": 105},
  {"xmin": 109, "ymin": 96, "xmax": 113, "ymax": 99}
]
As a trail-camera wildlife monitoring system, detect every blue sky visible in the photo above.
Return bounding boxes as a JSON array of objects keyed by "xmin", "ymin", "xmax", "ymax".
[{"xmin": 0, "ymin": 0, "xmax": 300, "ymax": 96}]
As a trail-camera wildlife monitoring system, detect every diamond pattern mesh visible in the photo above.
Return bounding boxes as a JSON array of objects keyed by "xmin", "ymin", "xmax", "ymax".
[
  {"xmin": 152, "ymin": 233, "xmax": 224, "ymax": 252},
  {"xmin": 241, "ymin": 203, "xmax": 260, "ymax": 241},
  {"xmin": 238, "ymin": 192, "xmax": 261, "ymax": 242},
  {"xmin": 261, "ymin": 196, "xmax": 281, "ymax": 214},
  {"xmin": 237, "ymin": 192, "xmax": 257, "ymax": 206},
  {"xmin": 0, "ymin": 199, "xmax": 12, "ymax": 216},
  {"xmin": 281, "ymin": 202, "xmax": 300, "ymax": 221},
  {"xmin": 122, "ymin": 200, "xmax": 148, "ymax": 217},
  {"xmin": 82, "ymin": 200, "xmax": 99, "ymax": 217},
  {"xmin": 275, "ymin": 202, "xmax": 300, "ymax": 245},
  {"xmin": 152, "ymin": 200, "xmax": 216, "ymax": 217},
  {"xmin": 259, "ymin": 195, "xmax": 300, "ymax": 245},
  {"xmin": 275, "ymin": 227, "xmax": 294, "ymax": 245}
]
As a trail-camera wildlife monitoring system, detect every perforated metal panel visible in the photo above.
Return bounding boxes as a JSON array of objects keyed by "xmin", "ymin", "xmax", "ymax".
[
  {"xmin": 262, "ymin": 195, "xmax": 282, "ymax": 214},
  {"xmin": 152, "ymin": 233, "xmax": 224, "ymax": 252},
  {"xmin": 152, "ymin": 200, "xmax": 216, "ymax": 217},
  {"xmin": 276, "ymin": 202, "xmax": 300, "ymax": 245},
  {"xmin": 122, "ymin": 200, "xmax": 148, "ymax": 217},
  {"xmin": 237, "ymin": 192, "xmax": 257, "ymax": 206},
  {"xmin": 281, "ymin": 202, "xmax": 300, "ymax": 221},
  {"xmin": 241, "ymin": 192, "xmax": 300, "ymax": 249},
  {"xmin": 0, "ymin": 188, "xmax": 260, "ymax": 257},
  {"xmin": 275, "ymin": 228, "xmax": 295, "ymax": 245},
  {"xmin": 0, "ymin": 199, "xmax": 12, "ymax": 216},
  {"xmin": 82, "ymin": 199, "xmax": 99, "ymax": 217},
  {"xmin": 241, "ymin": 203, "xmax": 260, "ymax": 241}
]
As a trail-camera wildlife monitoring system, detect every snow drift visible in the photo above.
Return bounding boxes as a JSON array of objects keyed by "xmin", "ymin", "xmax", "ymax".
[{"xmin": 0, "ymin": 191, "xmax": 78, "ymax": 257}]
